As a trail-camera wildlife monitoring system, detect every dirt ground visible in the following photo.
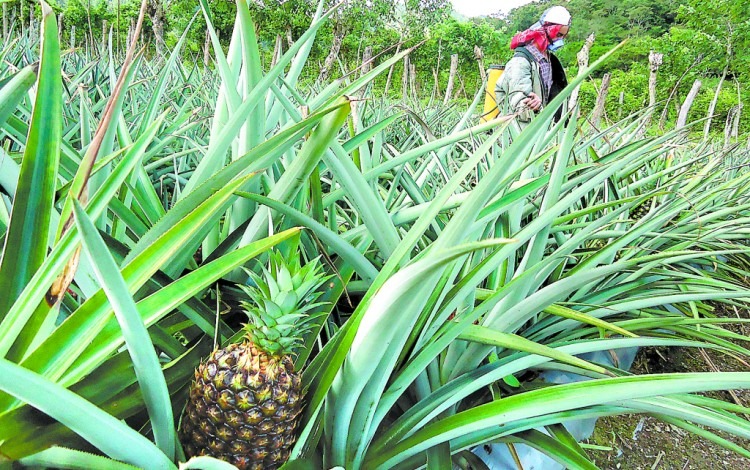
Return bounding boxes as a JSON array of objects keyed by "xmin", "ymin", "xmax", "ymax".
[{"xmin": 586, "ymin": 332, "xmax": 750, "ymax": 469}]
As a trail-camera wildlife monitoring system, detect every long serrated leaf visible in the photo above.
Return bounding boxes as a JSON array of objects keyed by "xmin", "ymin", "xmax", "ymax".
[
  {"xmin": 0, "ymin": 174, "xmax": 257, "ymax": 414},
  {"xmin": 370, "ymin": 372, "xmax": 750, "ymax": 468},
  {"xmin": 0, "ymin": 112, "xmax": 167, "ymax": 360},
  {"xmin": 0, "ymin": 2, "xmax": 61, "ymax": 321},
  {"xmin": 73, "ymin": 200, "xmax": 176, "ymax": 460},
  {"xmin": 0, "ymin": 357, "xmax": 174, "ymax": 469},
  {"xmin": 0, "ymin": 64, "xmax": 36, "ymax": 127},
  {"xmin": 238, "ymin": 97, "xmax": 352, "ymax": 248},
  {"xmin": 458, "ymin": 324, "xmax": 611, "ymax": 376},
  {"xmin": 18, "ymin": 447, "xmax": 141, "ymax": 470},
  {"xmin": 238, "ymin": 193, "xmax": 378, "ymax": 283}
]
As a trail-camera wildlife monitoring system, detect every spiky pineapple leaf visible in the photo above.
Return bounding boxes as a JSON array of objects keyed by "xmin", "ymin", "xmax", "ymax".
[
  {"xmin": 0, "ymin": 2, "xmax": 61, "ymax": 321},
  {"xmin": 0, "ymin": 64, "xmax": 36, "ymax": 128},
  {"xmin": 0, "ymin": 357, "xmax": 173, "ymax": 469},
  {"xmin": 73, "ymin": 199, "xmax": 176, "ymax": 460},
  {"xmin": 18, "ymin": 447, "xmax": 141, "ymax": 470}
]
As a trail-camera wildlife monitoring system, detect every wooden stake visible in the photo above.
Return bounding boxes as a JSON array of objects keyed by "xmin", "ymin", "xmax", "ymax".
[
  {"xmin": 569, "ymin": 33, "xmax": 595, "ymax": 114},
  {"xmin": 271, "ymin": 34, "xmax": 283, "ymax": 68},
  {"xmin": 401, "ymin": 54, "xmax": 409, "ymax": 101},
  {"xmin": 203, "ymin": 28, "xmax": 211, "ymax": 67},
  {"xmin": 102, "ymin": 19, "xmax": 107, "ymax": 54},
  {"xmin": 431, "ymin": 67, "xmax": 440, "ymax": 105},
  {"xmin": 725, "ymin": 106, "xmax": 739, "ymax": 148},
  {"xmin": 361, "ymin": 46, "xmax": 372, "ymax": 76},
  {"xmin": 676, "ymin": 79, "xmax": 702, "ymax": 129},
  {"xmin": 444, "ymin": 53, "xmax": 458, "ymax": 105},
  {"xmin": 2, "ymin": 2, "xmax": 7, "ymax": 39},
  {"xmin": 286, "ymin": 25, "xmax": 293, "ymax": 48},
  {"xmin": 474, "ymin": 46, "xmax": 486, "ymax": 84},
  {"xmin": 660, "ymin": 54, "xmax": 703, "ymax": 130},
  {"xmin": 591, "ymin": 72, "xmax": 611, "ymax": 127},
  {"xmin": 409, "ymin": 62, "xmax": 418, "ymax": 100}
]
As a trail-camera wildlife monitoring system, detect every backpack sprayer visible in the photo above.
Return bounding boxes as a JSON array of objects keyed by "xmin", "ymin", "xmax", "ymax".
[{"xmin": 480, "ymin": 64, "xmax": 504, "ymax": 123}]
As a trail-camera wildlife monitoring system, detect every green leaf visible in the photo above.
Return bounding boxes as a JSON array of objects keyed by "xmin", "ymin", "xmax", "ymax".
[
  {"xmin": 0, "ymin": 173, "xmax": 257, "ymax": 415},
  {"xmin": 0, "ymin": 2, "xmax": 61, "ymax": 320},
  {"xmin": 0, "ymin": 111, "xmax": 164, "ymax": 359},
  {"xmin": 506, "ymin": 429, "xmax": 597, "ymax": 469},
  {"xmin": 502, "ymin": 374, "xmax": 521, "ymax": 388},
  {"xmin": 0, "ymin": 358, "xmax": 173, "ymax": 469},
  {"xmin": 64, "ymin": 228, "xmax": 303, "ymax": 385},
  {"xmin": 237, "ymin": 192, "xmax": 378, "ymax": 283},
  {"xmin": 73, "ymin": 200, "xmax": 176, "ymax": 460},
  {"xmin": 180, "ymin": 456, "xmax": 239, "ymax": 470},
  {"xmin": 458, "ymin": 324, "xmax": 611, "ymax": 376},
  {"xmin": 370, "ymin": 372, "xmax": 750, "ymax": 468},
  {"xmin": 278, "ymin": 458, "xmax": 319, "ymax": 470},
  {"xmin": 0, "ymin": 64, "xmax": 35, "ymax": 128},
  {"xmin": 18, "ymin": 447, "xmax": 141, "ymax": 470}
]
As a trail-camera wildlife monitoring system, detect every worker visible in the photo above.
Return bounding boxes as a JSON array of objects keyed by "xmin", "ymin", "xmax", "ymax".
[{"xmin": 495, "ymin": 5, "xmax": 571, "ymax": 125}]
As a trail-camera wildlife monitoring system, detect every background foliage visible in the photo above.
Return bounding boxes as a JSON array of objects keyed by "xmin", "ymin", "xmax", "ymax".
[{"xmin": 3, "ymin": 0, "xmax": 747, "ymax": 135}]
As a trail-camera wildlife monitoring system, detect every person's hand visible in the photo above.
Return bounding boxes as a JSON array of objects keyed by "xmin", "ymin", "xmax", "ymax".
[{"xmin": 521, "ymin": 92, "xmax": 542, "ymax": 111}]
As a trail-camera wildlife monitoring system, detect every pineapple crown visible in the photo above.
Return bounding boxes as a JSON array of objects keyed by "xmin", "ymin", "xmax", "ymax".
[{"xmin": 239, "ymin": 251, "xmax": 329, "ymax": 357}]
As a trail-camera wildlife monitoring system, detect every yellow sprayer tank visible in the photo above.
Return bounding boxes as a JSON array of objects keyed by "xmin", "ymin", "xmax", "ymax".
[{"xmin": 480, "ymin": 65, "xmax": 504, "ymax": 123}]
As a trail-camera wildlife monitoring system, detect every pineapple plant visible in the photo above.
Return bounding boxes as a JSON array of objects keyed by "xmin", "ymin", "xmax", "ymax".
[{"xmin": 179, "ymin": 252, "xmax": 328, "ymax": 469}]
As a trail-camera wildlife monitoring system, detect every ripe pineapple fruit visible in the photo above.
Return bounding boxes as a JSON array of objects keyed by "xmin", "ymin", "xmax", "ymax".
[{"xmin": 179, "ymin": 252, "xmax": 328, "ymax": 470}]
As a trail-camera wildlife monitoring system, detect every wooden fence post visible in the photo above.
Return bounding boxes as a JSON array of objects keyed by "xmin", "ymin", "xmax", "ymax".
[
  {"xmin": 102, "ymin": 20, "xmax": 107, "ymax": 53},
  {"xmin": 2, "ymin": 2, "xmax": 7, "ymax": 39},
  {"xmin": 474, "ymin": 46, "xmax": 486, "ymax": 84},
  {"xmin": 431, "ymin": 67, "xmax": 440, "ymax": 104},
  {"xmin": 444, "ymin": 53, "xmax": 458, "ymax": 105},
  {"xmin": 660, "ymin": 54, "xmax": 703, "ymax": 130},
  {"xmin": 591, "ymin": 72, "xmax": 611, "ymax": 127},
  {"xmin": 361, "ymin": 46, "xmax": 372, "ymax": 76},
  {"xmin": 724, "ymin": 105, "xmax": 739, "ymax": 148},
  {"xmin": 569, "ymin": 33, "xmax": 595, "ymax": 114},
  {"xmin": 286, "ymin": 25, "xmax": 293, "ymax": 48},
  {"xmin": 676, "ymin": 79, "xmax": 702, "ymax": 129},
  {"xmin": 409, "ymin": 62, "xmax": 418, "ymax": 100},
  {"xmin": 401, "ymin": 54, "xmax": 409, "ymax": 101},
  {"xmin": 642, "ymin": 50, "xmax": 663, "ymax": 132},
  {"xmin": 271, "ymin": 34, "xmax": 283, "ymax": 68},
  {"xmin": 203, "ymin": 28, "xmax": 211, "ymax": 66}
]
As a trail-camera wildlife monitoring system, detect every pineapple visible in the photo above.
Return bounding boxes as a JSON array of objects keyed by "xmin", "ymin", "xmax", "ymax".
[
  {"xmin": 629, "ymin": 198, "xmax": 653, "ymax": 221},
  {"xmin": 585, "ymin": 238, "xmax": 606, "ymax": 251},
  {"xmin": 179, "ymin": 252, "xmax": 328, "ymax": 470}
]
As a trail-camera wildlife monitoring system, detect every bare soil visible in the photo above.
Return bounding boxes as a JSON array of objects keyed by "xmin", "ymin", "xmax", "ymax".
[{"xmin": 586, "ymin": 309, "xmax": 750, "ymax": 469}]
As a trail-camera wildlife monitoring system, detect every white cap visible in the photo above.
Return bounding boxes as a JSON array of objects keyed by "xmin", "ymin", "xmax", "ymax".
[{"xmin": 541, "ymin": 6, "xmax": 571, "ymax": 26}]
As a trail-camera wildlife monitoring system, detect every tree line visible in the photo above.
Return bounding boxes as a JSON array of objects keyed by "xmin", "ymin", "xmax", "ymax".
[{"xmin": 2, "ymin": 0, "xmax": 747, "ymax": 137}]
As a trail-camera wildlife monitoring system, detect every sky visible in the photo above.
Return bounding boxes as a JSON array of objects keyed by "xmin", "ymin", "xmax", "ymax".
[{"xmin": 450, "ymin": 0, "xmax": 534, "ymax": 18}]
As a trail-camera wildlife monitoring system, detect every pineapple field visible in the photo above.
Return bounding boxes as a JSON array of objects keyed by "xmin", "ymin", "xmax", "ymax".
[{"xmin": 2, "ymin": 0, "xmax": 750, "ymax": 469}]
